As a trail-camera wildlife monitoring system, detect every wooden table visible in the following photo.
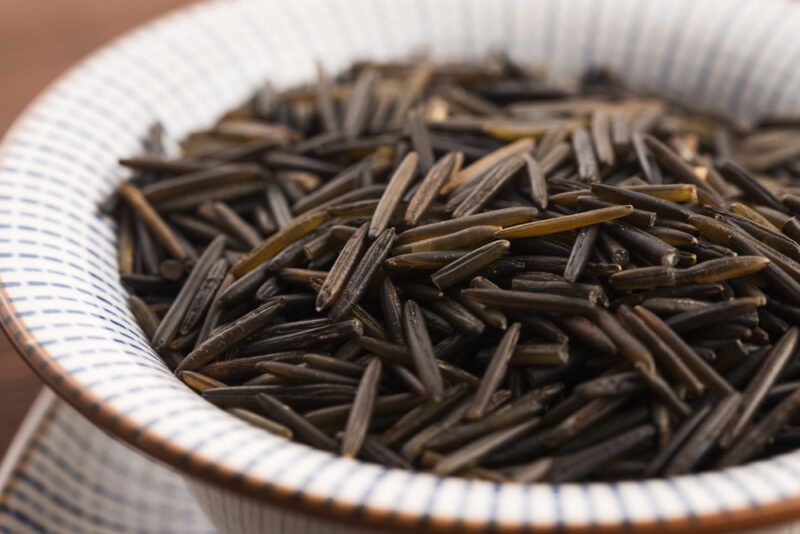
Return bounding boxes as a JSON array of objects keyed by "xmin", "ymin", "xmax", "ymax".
[{"xmin": 0, "ymin": 0, "xmax": 194, "ymax": 454}]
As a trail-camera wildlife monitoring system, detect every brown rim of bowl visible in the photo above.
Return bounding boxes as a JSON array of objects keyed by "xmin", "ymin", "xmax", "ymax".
[{"xmin": 0, "ymin": 3, "xmax": 799, "ymax": 532}]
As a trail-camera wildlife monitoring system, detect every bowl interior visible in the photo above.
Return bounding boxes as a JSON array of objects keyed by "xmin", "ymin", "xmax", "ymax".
[{"xmin": 4, "ymin": 0, "xmax": 800, "ymax": 530}]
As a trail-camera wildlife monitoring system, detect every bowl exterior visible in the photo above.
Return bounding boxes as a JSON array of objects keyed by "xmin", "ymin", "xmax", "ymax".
[
  {"xmin": 188, "ymin": 478, "xmax": 388, "ymax": 534},
  {"xmin": 4, "ymin": 0, "xmax": 800, "ymax": 531}
]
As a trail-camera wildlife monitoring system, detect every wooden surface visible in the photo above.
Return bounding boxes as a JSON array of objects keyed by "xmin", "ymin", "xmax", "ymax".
[{"xmin": 0, "ymin": 0, "xmax": 195, "ymax": 454}]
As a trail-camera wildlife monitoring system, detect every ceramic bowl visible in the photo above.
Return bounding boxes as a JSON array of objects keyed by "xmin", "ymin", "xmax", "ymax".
[{"xmin": 4, "ymin": 0, "xmax": 800, "ymax": 532}]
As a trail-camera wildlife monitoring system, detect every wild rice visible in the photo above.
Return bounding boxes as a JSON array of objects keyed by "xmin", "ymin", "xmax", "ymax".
[{"xmin": 111, "ymin": 57, "xmax": 800, "ymax": 482}]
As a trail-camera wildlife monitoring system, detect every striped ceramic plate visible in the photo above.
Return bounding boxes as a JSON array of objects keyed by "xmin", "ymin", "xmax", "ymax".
[
  {"xmin": 4, "ymin": 0, "xmax": 800, "ymax": 531},
  {"xmin": 0, "ymin": 389, "xmax": 217, "ymax": 533}
]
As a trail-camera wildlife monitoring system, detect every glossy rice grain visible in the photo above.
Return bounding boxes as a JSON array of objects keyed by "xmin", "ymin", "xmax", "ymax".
[
  {"xmin": 315, "ymin": 223, "xmax": 368, "ymax": 312},
  {"xmin": 496, "ymin": 205, "xmax": 634, "ymax": 239},
  {"xmin": 341, "ymin": 358, "xmax": 383, "ymax": 457}
]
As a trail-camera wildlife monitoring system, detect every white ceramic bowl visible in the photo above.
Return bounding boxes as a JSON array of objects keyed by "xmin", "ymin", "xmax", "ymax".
[{"xmin": 4, "ymin": 0, "xmax": 800, "ymax": 532}]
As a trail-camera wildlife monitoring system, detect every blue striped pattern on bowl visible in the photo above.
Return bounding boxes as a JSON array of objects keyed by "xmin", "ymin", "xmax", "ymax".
[{"xmin": 3, "ymin": 0, "xmax": 800, "ymax": 531}]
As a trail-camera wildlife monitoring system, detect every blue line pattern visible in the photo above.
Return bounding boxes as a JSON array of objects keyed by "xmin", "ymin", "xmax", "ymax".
[{"xmin": 2, "ymin": 0, "xmax": 800, "ymax": 530}]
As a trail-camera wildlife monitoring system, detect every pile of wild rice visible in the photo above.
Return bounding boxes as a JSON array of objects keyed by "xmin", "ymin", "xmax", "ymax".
[{"xmin": 107, "ymin": 54, "xmax": 800, "ymax": 482}]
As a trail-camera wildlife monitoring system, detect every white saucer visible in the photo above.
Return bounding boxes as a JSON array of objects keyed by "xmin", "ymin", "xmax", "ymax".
[{"xmin": 0, "ymin": 389, "xmax": 217, "ymax": 533}]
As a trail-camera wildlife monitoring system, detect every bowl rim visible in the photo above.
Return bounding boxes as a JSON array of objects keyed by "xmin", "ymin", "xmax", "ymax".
[{"xmin": 2, "ymin": 0, "xmax": 800, "ymax": 532}]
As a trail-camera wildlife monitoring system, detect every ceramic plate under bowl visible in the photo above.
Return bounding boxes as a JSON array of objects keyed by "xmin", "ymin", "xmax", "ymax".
[
  {"xmin": 4, "ymin": 0, "xmax": 800, "ymax": 532},
  {"xmin": 0, "ymin": 389, "xmax": 217, "ymax": 533}
]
